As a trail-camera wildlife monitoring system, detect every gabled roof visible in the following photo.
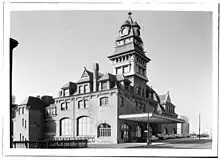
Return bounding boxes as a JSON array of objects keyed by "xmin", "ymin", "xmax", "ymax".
[
  {"xmin": 98, "ymin": 73, "xmax": 116, "ymax": 83},
  {"xmin": 159, "ymin": 92, "xmax": 172, "ymax": 104},
  {"xmin": 77, "ymin": 68, "xmax": 93, "ymax": 83},
  {"xmin": 61, "ymin": 81, "xmax": 76, "ymax": 89}
]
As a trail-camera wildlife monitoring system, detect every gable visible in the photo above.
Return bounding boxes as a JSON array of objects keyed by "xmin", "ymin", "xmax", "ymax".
[
  {"xmin": 81, "ymin": 70, "xmax": 90, "ymax": 79},
  {"xmin": 166, "ymin": 94, "xmax": 171, "ymax": 103}
]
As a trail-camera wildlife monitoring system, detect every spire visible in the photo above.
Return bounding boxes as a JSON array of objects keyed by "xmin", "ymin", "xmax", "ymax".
[{"xmin": 128, "ymin": 12, "xmax": 133, "ymax": 24}]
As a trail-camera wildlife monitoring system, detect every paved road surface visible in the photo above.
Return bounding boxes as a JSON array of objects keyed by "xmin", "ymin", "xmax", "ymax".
[{"xmin": 88, "ymin": 137, "xmax": 212, "ymax": 149}]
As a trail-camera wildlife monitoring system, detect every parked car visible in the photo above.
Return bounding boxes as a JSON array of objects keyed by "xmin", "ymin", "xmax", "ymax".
[
  {"xmin": 175, "ymin": 134, "xmax": 184, "ymax": 138},
  {"xmin": 150, "ymin": 135, "xmax": 158, "ymax": 142}
]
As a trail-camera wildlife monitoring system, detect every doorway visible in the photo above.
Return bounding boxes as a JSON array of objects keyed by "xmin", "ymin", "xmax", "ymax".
[{"xmin": 120, "ymin": 124, "xmax": 130, "ymax": 143}]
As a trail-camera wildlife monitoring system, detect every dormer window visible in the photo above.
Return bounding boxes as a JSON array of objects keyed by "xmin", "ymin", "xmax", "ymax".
[
  {"xmin": 79, "ymin": 86, "xmax": 83, "ymax": 94},
  {"xmin": 84, "ymin": 85, "xmax": 89, "ymax": 93},
  {"xmin": 101, "ymin": 81, "xmax": 108, "ymax": 90},
  {"xmin": 64, "ymin": 89, "xmax": 69, "ymax": 96}
]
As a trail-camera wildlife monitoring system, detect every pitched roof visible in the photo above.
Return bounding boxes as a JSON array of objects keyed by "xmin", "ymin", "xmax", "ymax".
[
  {"xmin": 61, "ymin": 81, "xmax": 76, "ymax": 89},
  {"xmin": 98, "ymin": 73, "xmax": 116, "ymax": 83},
  {"xmin": 19, "ymin": 96, "xmax": 41, "ymax": 105},
  {"xmin": 159, "ymin": 92, "xmax": 172, "ymax": 104},
  {"xmin": 116, "ymin": 74, "xmax": 131, "ymax": 83},
  {"xmin": 77, "ymin": 68, "xmax": 93, "ymax": 83}
]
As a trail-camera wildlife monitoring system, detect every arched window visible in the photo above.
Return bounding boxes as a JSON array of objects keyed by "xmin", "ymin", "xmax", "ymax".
[
  {"xmin": 136, "ymin": 126, "xmax": 142, "ymax": 137},
  {"xmin": 98, "ymin": 123, "xmax": 111, "ymax": 137},
  {"xmin": 60, "ymin": 118, "xmax": 73, "ymax": 136},
  {"xmin": 77, "ymin": 116, "xmax": 92, "ymax": 136}
]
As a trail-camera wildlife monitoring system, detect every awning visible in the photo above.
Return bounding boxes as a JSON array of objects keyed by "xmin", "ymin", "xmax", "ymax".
[{"xmin": 119, "ymin": 113, "xmax": 185, "ymax": 124}]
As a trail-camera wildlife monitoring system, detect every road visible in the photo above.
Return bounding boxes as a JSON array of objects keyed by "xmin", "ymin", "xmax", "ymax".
[{"xmin": 88, "ymin": 137, "xmax": 212, "ymax": 149}]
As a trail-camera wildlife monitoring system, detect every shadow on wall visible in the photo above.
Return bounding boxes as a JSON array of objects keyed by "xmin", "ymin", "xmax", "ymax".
[{"xmin": 44, "ymin": 117, "xmax": 56, "ymax": 139}]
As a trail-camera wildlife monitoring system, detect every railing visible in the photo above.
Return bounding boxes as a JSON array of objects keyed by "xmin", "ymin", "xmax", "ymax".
[
  {"xmin": 51, "ymin": 136, "xmax": 95, "ymax": 143},
  {"xmin": 12, "ymin": 139, "xmax": 88, "ymax": 148}
]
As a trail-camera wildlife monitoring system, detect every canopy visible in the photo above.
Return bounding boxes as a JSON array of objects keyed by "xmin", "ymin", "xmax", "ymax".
[{"xmin": 119, "ymin": 113, "xmax": 185, "ymax": 124}]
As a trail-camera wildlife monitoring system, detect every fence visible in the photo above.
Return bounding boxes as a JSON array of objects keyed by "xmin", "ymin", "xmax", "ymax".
[{"xmin": 12, "ymin": 139, "xmax": 88, "ymax": 148}]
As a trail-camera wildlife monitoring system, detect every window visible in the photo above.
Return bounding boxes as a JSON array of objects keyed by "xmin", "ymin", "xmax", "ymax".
[
  {"xmin": 22, "ymin": 136, "xmax": 24, "ymax": 141},
  {"xmin": 79, "ymin": 86, "xmax": 83, "ymax": 94},
  {"xmin": 101, "ymin": 81, "xmax": 108, "ymax": 90},
  {"xmin": 136, "ymin": 126, "xmax": 142, "ymax": 137},
  {"xmin": 20, "ymin": 133, "xmax": 22, "ymax": 141},
  {"xmin": 78, "ymin": 100, "xmax": 84, "ymax": 109},
  {"xmin": 116, "ymin": 67, "xmax": 122, "ymax": 74},
  {"xmin": 22, "ymin": 118, "xmax": 24, "ymax": 127},
  {"xmin": 119, "ymin": 96, "xmax": 124, "ymax": 106},
  {"xmin": 84, "ymin": 100, "xmax": 89, "ymax": 108},
  {"xmin": 141, "ymin": 89, "xmax": 145, "ymax": 97},
  {"xmin": 141, "ymin": 103, "xmax": 146, "ymax": 112},
  {"xmin": 22, "ymin": 107, "xmax": 24, "ymax": 114},
  {"xmin": 84, "ymin": 85, "xmax": 89, "ymax": 93},
  {"xmin": 139, "ymin": 66, "xmax": 143, "ymax": 75},
  {"xmin": 25, "ymin": 120, "xmax": 27, "ymax": 128},
  {"xmin": 64, "ymin": 89, "xmax": 69, "ymax": 96},
  {"xmin": 60, "ymin": 118, "xmax": 73, "ymax": 136},
  {"xmin": 61, "ymin": 103, "xmax": 66, "ymax": 110},
  {"xmin": 66, "ymin": 102, "xmax": 70, "ymax": 110},
  {"xmin": 98, "ymin": 123, "xmax": 111, "ymax": 137},
  {"xmin": 143, "ymin": 69, "xmax": 146, "ymax": 77},
  {"xmin": 123, "ymin": 65, "xmax": 130, "ymax": 73},
  {"xmin": 100, "ymin": 97, "xmax": 109, "ymax": 106},
  {"xmin": 48, "ymin": 107, "xmax": 56, "ymax": 115},
  {"xmin": 77, "ymin": 116, "xmax": 91, "ymax": 136},
  {"xmin": 136, "ymin": 87, "xmax": 140, "ymax": 95}
]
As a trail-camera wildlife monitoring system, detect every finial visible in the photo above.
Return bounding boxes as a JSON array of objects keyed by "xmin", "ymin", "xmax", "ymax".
[
  {"xmin": 128, "ymin": 12, "xmax": 132, "ymax": 16},
  {"xmin": 84, "ymin": 66, "xmax": 87, "ymax": 70}
]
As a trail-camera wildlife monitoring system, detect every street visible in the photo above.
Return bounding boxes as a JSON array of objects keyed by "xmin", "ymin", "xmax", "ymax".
[{"xmin": 88, "ymin": 137, "xmax": 212, "ymax": 149}]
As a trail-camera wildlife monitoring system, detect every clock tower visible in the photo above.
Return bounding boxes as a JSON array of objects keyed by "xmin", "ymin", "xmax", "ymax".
[{"xmin": 108, "ymin": 12, "xmax": 151, "ymax": 90}]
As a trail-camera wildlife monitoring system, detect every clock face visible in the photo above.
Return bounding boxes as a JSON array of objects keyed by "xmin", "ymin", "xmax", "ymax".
[{"xmin": 121, "ymin": 27, "xmax": 129, "ymax": 36}]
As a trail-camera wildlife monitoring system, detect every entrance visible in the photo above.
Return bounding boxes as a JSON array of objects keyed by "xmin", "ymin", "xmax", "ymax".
[{"xmin": 120, "ymin": 124, "xmax": 130, "ymax": 143}]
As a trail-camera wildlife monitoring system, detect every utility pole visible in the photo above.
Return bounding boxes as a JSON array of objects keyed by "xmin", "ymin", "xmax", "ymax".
[{"xmin": 199, "ymin": 114, "xmax": 201, "ymax": 140}]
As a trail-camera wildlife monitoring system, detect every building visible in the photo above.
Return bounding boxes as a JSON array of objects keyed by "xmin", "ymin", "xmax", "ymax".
[
  {"xmin": 177, "ymin": 116, "xmax": 190, "ymax": 135},
  {"xmin": 13, "ymin": 13, "xmax": 185, "ymax": 144},
  {"xmin": 10, "ymin": 38, "xmax": 19, "ymax": 148}
]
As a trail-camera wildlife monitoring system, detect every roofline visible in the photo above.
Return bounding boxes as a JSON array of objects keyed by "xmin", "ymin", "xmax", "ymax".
[{"xmin": 108, "ymin": 50, "xmax": 151, "ymax": 62}]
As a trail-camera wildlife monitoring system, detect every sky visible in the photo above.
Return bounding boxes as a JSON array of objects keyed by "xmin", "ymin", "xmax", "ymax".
[{"xmin": 10, "ymin": 10, "xmax": 213, "ymax": 134}]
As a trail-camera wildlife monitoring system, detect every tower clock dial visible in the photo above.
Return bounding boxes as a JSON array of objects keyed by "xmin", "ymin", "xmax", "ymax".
[{"xmin": 120, "ymin": 27, "xmax": 129, "ymax": 36}]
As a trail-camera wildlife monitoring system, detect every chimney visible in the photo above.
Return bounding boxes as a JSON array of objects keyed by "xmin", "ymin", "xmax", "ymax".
[{"xmin": 93, "ymin": 63, "xmax": 99, "ymax": 92}]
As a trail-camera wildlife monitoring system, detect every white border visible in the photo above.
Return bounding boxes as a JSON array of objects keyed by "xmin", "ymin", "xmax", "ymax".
[{"xmin": 1, "ymin": 2, "xmax": 218, "ymax": 158}]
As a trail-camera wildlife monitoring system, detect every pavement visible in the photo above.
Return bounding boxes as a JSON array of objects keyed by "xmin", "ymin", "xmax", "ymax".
[{"xmin": 88, "ymin": 137, "xmax": 212, "ymax": 149}]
